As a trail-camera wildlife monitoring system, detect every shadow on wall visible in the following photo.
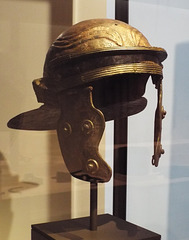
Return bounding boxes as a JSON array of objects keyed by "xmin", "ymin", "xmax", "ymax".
[
  {"xmin": 168, "ymin": 42, "xmax": 189, "ymax": 240},
  {"xmin": 0, "ymin": 1, "xmax": 72, "ymax": 239},
  {"xmin": 0, "ymin": 152, "xmax": 13, "ymax": 240},
  {"xmin": 0, "ymin": 151, "xmax": 40, "ymax": 240},
  {"xmin": 50, "ymin": 0, "xmax": 73, "ymax": 41},
  {"xmin": 47, "ymin": 132, "xmax": 72, "ymax": 222},
  {"xmin": 48, "ymin": 0, "xmax": 72, "ymax": 221}
]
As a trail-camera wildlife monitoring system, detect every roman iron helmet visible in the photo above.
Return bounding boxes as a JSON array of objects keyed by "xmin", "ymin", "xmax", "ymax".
[{"xmin": 8, "ymin": 19, "xmax": 167, "ymax": 183}]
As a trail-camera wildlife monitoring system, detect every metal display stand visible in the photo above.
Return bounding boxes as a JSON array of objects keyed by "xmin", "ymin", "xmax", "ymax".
[
  {"xmin": 31, "ymin": 1, "xmax": 162, "ymax": 239},
  {"xmin": 90, "ymin": 182, "xmax": 98, "ymax": 231},
  {"xmin": 113, "ymin": 0, "xmax": 128, "ymax": 221},
  {"xmin": 32, "ymin": 181, "xmax": 160, "ymax": 240},
  {"xmin": 32, "ymin": 214, "xmax": 160, "ymax": 240}
]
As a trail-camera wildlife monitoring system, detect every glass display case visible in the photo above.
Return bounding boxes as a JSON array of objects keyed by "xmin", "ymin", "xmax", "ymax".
[{"xmin": 1, "ymin": 1, "xmax": 189, "ymax": 240}]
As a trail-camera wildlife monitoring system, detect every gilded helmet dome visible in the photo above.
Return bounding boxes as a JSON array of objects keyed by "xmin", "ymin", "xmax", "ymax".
[{"xmin": 41, "ymin": 19, "xmax": 166, "ymax": 93}]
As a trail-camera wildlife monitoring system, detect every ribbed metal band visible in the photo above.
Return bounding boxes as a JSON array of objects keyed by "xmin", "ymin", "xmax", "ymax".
[{"xmin": 81, "ymin": 61, "xmax": 163, "ymax": 83}]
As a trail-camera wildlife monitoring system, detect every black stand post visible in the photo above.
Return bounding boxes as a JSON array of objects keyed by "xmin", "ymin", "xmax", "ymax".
[
  {"xmin": 90, "ymin": 182, "xmax": 98, "ymax": 231},
  {"xmin": 113, "ymin": 0, "xmax": 129, "ymax": 221},
  {"xmin": 113, "ymin": 118, "xmax": 127, "ymax": 220},
  {"xmin": 115, "ymin": 0, "xmax": 129, "ymax": 23},
  {"xmin": 32, "ymin": 179, "xmax": 160, "ymax": 240}
]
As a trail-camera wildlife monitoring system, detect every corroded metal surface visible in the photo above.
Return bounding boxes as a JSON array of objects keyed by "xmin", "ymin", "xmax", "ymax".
[
  {"xmin": 43, "ymin": 19, "xmax": 166, "ymax": 92},
  {"xmin": 8, "ymin": 19, "xmax": 167, "ymax": 182},
  {"xmin": 152, "ymin": 76, "xmax": 166, "ymax": 167},
  {"xmin": 57, "ymin": 87, "xmax": 111, "ymax": 182}
]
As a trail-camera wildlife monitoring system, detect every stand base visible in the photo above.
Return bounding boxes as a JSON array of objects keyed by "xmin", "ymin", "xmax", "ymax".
[{"xmin": 31, "ymin": 214, "xmax": 161, "ymax": 240}]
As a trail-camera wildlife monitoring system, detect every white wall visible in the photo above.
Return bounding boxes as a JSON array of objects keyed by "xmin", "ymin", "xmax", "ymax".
[
  {"xmin": 127, "ymin": 1, "xmax": 189, "ymax": 240},
  {"xmin": 73, "ymin": 0, "xmax": 107, "ymax": 24}
]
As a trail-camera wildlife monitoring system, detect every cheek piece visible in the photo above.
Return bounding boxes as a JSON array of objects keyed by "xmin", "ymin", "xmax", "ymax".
[
  {"xmin": 57, "ymin": 87, "xmax": 112, "ymax": 183},
  {"xmin": 7, "ymin": 19, "xmax": 167, "ymax": 183}
]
